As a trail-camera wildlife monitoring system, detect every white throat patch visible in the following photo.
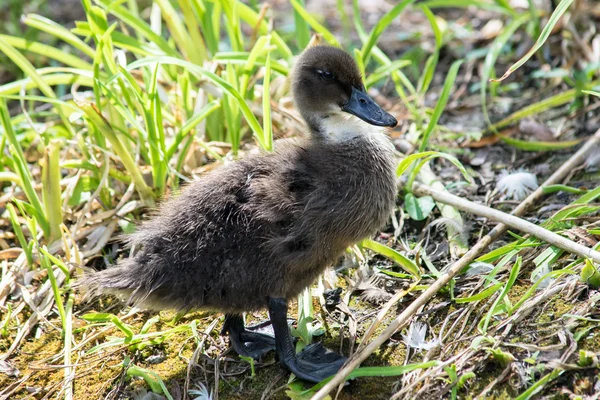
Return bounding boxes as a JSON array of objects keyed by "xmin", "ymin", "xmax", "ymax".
[{"xmin": 321, "ymin": 112, "xmax": 394, "ymax": 150}]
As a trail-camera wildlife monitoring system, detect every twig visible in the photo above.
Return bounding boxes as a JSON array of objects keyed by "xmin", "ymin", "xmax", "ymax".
[
  {"xmin": 412, "ymin": 183, "xmax": 600, "ymax": 263},
  {"xmin": 356, "ymin": 283, "xmax": 416, "ymax": 353},
  {"xmin": 311, "ymin": 129, "xmax": 600, "ymax": 399}
]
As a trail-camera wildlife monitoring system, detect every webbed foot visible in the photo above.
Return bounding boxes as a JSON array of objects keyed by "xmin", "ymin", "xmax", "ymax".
[
  {"xmin": 223, "ymin": 314, "xmax": 276, "ymax": 359},
  {"xmin": 290, "ymin": 342, "xmax": 347, "ymax": 383},
  {"xmin": 268, "ymin": 297, "xmax": 347, "ymax": 383}
]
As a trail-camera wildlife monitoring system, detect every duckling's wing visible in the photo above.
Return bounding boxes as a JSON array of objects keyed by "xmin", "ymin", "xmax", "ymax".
[{"xmin": 77, "ymin": 149, "xmax": 315, "ymax": 312}]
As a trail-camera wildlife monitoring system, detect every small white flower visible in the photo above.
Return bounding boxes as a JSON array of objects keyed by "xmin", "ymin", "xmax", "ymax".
[
  {"xmin": 402, "ymin": 322, "xmax": 438, "ymax": 351},
  {"xmin": 497, "ymin": 171, "xmax": 539, "ymax": 200}
]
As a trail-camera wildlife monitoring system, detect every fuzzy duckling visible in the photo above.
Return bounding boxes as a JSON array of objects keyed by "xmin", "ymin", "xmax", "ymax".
[{"xmin": 81, "ymin": 45, "xmax": 398, "ymax": 383}]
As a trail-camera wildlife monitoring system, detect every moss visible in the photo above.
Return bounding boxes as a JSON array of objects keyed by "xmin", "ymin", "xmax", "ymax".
[
  {"xmin": 3, "ymin": 275, "xmax": 596, "ymax": 399},
  {"xmin": 462, "ymin": 362, "xmax": 518, "ymax": 400}
]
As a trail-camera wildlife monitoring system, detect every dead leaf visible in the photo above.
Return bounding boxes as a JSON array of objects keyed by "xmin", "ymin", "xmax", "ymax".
[
  {"xmin": 0, "ymin": 248, "xmax": 23, "ymax": 260},
  {"xmin": 564, "ymin": 227, "xmax": 598, "ymax": 247},
  {"xmin": 462, "ymin": 135, "xmax": 500, "ymax": 148},
  {"xmin": 519, "ymin": 118, "xmax": 555, "ymax": 141}
]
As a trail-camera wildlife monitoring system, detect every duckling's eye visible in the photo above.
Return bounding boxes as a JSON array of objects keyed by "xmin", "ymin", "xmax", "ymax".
[{"xmin": 316, "ymin": 69, "xmax": 335, "ymax": 81}]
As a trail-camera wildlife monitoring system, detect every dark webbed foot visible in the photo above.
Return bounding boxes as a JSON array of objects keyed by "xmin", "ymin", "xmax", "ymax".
[
  {"xmin": 294, "ymin": 342, "xmax": 347, "ymax": 381},
  {"xmin": 268, "ymin": 297, "xmax": 347, "ymax": 383},
  {"xmin": 222, "ymin": 314, "xmax": 276, "ymax": 359}
]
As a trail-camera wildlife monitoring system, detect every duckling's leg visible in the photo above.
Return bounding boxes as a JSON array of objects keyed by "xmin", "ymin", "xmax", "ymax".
[
  {"xmin": 268, "ymin": 297, "xmax": 347, "ymax": 383},
  {"xmin": 222, "ymin": 314, "xmax": 276, "ymax": 359}
]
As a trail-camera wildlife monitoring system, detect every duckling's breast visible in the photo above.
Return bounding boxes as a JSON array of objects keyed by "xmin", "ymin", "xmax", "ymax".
[
  {"xmin": 258, "ymin": 135, "xmax": 397, "ymax": 299},
  {"xmin": 307, "ymin": 134, "xmax": 397, "ymax": 243}
]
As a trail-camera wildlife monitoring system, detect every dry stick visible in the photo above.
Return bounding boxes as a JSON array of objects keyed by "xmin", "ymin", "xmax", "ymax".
[
  {"xmin": 413, "ymin": 184, "xmax": 600, "ymax": 263},
  {"xmin": 312, "ymin": 129, "xmax": 600, "ymax": 400}
]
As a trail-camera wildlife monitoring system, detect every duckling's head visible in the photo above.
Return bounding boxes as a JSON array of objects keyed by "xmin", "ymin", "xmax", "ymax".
[{"xmin": 292, "ymin": 46, "xmax": 397, "ymax": 139}]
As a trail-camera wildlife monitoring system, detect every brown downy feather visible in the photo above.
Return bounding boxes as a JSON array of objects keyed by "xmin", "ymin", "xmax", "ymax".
[{"xmin": 78, "ymin": 46, "xmax": 397, "ymax": 314}]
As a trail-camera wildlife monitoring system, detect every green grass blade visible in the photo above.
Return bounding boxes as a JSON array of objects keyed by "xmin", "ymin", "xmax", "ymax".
[
  {"xmin": 307, "ymin": 361, "xmax": 438, "ymax": 392},
  {"xmin": 421, "ymin": 6, "xmax": 442, "ymax": 50},
  {"xmin": 481, "ymin": 256, "xmax": 521, "ymax": 333},
  {"xmin": 213, "ymin": 52, "xmax": 290, "ymax": 76},
  {"xmin": 221, "ymin": 0, "xmax": 244, "ymax": 52},
  {"xmin": 417, "ymin": 6, "xmax": 441, "ymax": 95},
  {"xmin": 514, "ymin": 369, "xmax": 562, "ymax": 400},
  {"xmin": 7, "ymin": 204, "xmax": 34, "ymax": 266},
  {"xmin": 0, "ymin": 35, "xmax": 93, "ymax": 70},
  {"xmin": 497, "ymin": 134, "xmax": 582, "ymax": 151},
  {"xmin": 78, "ymin": 101, "xmax": 155, "ymax": 206},
  {"xmin": 41, "ymin": 139, "xmax": 63, "ymax": 242},
  {"xmin": 97, "ymin": 0, "xmax": 180, "ymax": 58},
  {"xmin": 155, "ymin": 0, "xmax": 202, "ymax": 65},
  {"xmin": 290, "ymin": 0, "xmax": 340, "ymax": 47},
  {"xmin": 39, "ymin": 249, "xmax": 67, "ymax": 332},
  {"xmin": 361, "ymin": 0, "xmax": 416, "ymax": 63},
  {"xmin": 0, "ymin": 35, "xmax": 73, "ymax": 131},
  {"xmin": 361, "ymin": 239, "xmax": 421, "ymax": 278},
  {"xmin": 0, "ymin": 98, "xmax": 49, "ymax": 236},
  {"xmin": 82, "ymin": 313, "xmax": 134, "ymax": 338},
  {"xmin": 417, "ymin": 53, "xmax": 439, "ymax": 96},
  {"xmin": 480, "ymin": 14, "xmax": 529, "ymax": 126},
  {"xmin": 73, "ymin": 22, "xmax": 161, "ymax": 57},
  {"xmin": 365, "ymin": 60, "xmax": 411, "ymax": 88},
  {"xmin": 583, "ymin": 89, "xmax": 600, "ymax": 98},
  {"xmin": 419, "ymin": 59, "xmax": 463, "ymax": 151},
  {"xmin": 23, "ymin": 14, "xmax": 96, "ymax": 59},
  {"xmin": 167, "ymin": 100, "xmax": 221, "ymax": 160},
  {"xmin": 239, "ymin": 35, "xmax": 269, "ymax": 98},
  {"xmin": 177, "ymin": 0, "xmax": 207, "ymax": 62},
  {"xmin": 421, "ymin": 0, "xmax": 516, "ymax": 15},
  {"xmin": 397, "ymin": 151, "xmax": 470, "ymax": 185},
  {"xmin": 0, "ymin": 70, "xmax": 94, "ymax": 95},
  {"xmin": 293, "ymin": 0, "xmax": 311, "ymax": 49},
  {"xmin": 127, "ymin": 56, "xmax": 266, "ymax": 149},
  {"xmin": 494, "ymin": 0, "xmax": 575, "ymax": 82},
  {"xmin": 262, "ymin": 48, "xmax": 273, "ymax": 152},
  {"xmin": 510, "ymin": 268, "xmax": 575, "ymax": 313},
  {"xmin": 455, "ymin": 283, "xmax": 503, "ymax": 304},
  {"xmin": 489, "ymin": 87, "xmax": 581, "ymax": 130},
  {"xmin": 126, "ymin": 366, "xmax": 174, "ymax": 400},
  {"xmin": 144, "ymin": 63, "xmax": 167, "ymax": 192}
]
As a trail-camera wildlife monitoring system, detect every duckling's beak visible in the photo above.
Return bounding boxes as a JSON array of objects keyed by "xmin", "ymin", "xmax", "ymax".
[{"xmin": 342, "ymin": 87, "xmax": 397, "ymax": 127}]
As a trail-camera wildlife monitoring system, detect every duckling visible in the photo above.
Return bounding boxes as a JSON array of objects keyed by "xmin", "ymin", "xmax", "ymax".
[{"xmin": 80, "ymin": 45, "xmax": 398, "ymax": 383}]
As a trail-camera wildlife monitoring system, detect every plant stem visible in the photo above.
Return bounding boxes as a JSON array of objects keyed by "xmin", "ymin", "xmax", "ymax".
[
  {"xmin": 413, "ymin": 183, "xmax": 600, "ymax": 263},
  {"xmin": 41, "ymin": 139, "xmax": 63, "ymax": 242}
]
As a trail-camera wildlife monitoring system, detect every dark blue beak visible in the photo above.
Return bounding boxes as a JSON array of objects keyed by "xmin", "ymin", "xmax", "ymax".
[{"xmin": 342, "ymin": 87, "xmax": 397, "ymax": 127}]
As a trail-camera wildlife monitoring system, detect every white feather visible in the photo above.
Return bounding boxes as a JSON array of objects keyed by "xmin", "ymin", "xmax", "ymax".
[
  {"xmin": 531, "ymin": 263, "xmax": 553, "ymax": 290},
  {"xmin": 585, "ymin": 145, "xmax": 600, "ymax": 170},
  {"xmin": 496, "ymin": 171, "xmax": 539, "ymax": 200},
  {"xmin": 402, "ymin": 322, "xmax": 438, "ymax": 351},
  {"xmin": 465, "ymin": 262, "xmax": 494, "ymax": 277}
]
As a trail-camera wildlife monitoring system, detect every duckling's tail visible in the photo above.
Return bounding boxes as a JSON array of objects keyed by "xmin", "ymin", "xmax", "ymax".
[{"xmin": 76, "ymin": 258, "xmax": 147, "ymax": 305}]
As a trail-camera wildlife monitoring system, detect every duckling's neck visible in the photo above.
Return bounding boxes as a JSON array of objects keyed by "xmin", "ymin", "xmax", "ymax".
[{"xmin": 308, "ymin": 112, "xmax": 394, "ymax": 152}]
